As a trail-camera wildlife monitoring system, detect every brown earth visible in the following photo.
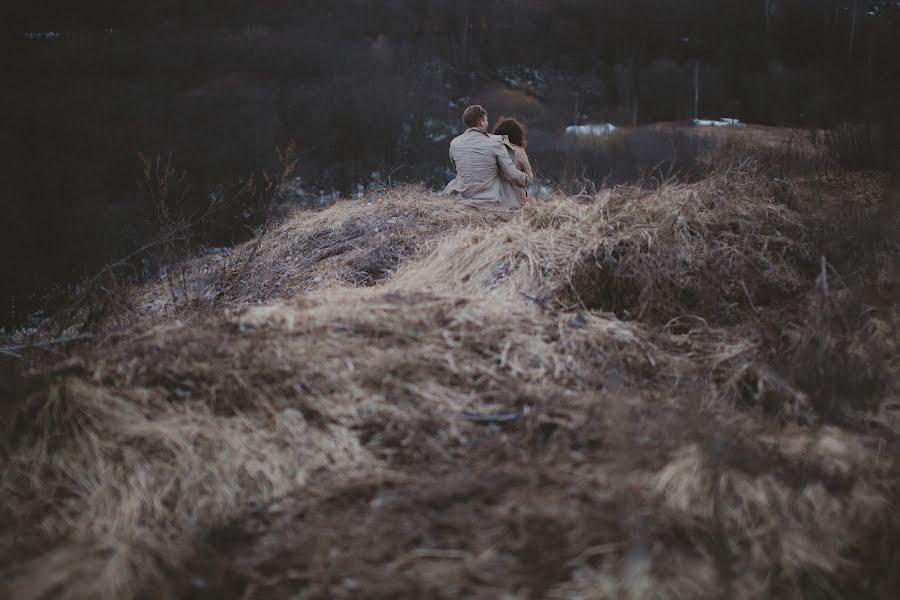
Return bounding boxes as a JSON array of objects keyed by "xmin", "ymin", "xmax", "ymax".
[{"xmin": 1, "ymin": 170, "xmax": 898, "ymax": 599}]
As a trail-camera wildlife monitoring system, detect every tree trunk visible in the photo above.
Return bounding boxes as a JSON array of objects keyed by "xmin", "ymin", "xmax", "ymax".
[
  {"xmin": 692, "ymin": 60, "xmax": 701, "ymax": 120},
  {"xmin": 763, "ymin": 0, "xmax": 774, "ymax": 35},
  {"xmin": 631, "ymin": 60, "xmax": 640, "ymax": 126},
  {"xmin": 462, "ymin": 1, "xmax": 471, "ymax": 67}
]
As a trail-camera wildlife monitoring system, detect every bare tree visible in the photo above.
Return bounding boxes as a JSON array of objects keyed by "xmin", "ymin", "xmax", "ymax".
[
  {"xmin": 848, "ymin": 0, "xmax": 860, "ymax": 63},
  {"xmin": 461, "ymin": 0, "xmax": 472, "ymax": 67},
  {"xmin": 763, "ymin": 0, "xmax": 776, "ymax": 34},
  {"xmin": 692, "ymin": 60, "xmax": 701, "ymax": 120}
]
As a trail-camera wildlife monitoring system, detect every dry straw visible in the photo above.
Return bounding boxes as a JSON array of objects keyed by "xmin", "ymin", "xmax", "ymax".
[{"xmin": 2, "ymin": 171, "xmax": 897, "ymax": 599}]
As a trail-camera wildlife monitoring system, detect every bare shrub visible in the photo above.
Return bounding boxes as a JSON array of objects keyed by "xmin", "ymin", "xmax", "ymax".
[
  {"xmin": 538, "ymin": 127, "xmax": 716, "ymax": 191},
  {"xmin": 52, "ymin": 146, "xmax": 298, "ymax": 332},
  {"xmin": 825, "ymin": 122, "xmax": 892, "ymax": 171}
]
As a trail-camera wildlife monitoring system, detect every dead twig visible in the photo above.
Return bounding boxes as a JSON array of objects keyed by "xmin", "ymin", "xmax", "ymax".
[
  {"xmin": 461, "ymin": 409, "xmax": 526, "ymax": 424},
  {"xmin": 0, "ymin": 334, "xmax": 94, "ymax": 358}
]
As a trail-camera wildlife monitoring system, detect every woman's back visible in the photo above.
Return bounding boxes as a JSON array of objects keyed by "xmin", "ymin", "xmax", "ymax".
[
  {"xmin": 493, "ymin": 117, "xmax": 533, "ymax": 203},
  {"xmin": 512, "ymin": 145, "xmax": 533, "ymax": 180}
]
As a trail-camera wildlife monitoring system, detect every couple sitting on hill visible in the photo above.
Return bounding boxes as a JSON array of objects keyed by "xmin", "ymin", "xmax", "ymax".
[{"xmin": 443, "ymin": 104, "xmax": 534, "ymax": 209}]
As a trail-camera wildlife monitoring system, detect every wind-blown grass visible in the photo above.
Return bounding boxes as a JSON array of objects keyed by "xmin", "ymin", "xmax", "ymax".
[{"xmin": 2, "ymin": 170, "xmax": 897, "ymax": 599}]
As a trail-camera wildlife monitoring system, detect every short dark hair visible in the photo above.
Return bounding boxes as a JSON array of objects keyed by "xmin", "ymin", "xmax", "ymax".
[
  {"xmin": 463, "ymin": 105, "xmax": 487, "ymax": 128},
  {"xmin": 492, "ymin": 116, "xmax": 527, "ymax": 149}
]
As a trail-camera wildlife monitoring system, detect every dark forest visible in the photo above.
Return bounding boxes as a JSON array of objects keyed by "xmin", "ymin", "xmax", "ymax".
[{"xmin": 2, "ymin": 0, "xmax": 899, "ymax": 328}]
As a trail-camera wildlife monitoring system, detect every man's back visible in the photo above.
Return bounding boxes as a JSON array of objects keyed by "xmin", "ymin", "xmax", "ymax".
[{"xmin": 444, "ymin": 128, "xmax": 530, "ymax": 209}]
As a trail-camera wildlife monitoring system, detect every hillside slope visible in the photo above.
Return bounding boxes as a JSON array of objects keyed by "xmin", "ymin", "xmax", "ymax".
[{"xmin": 2, "ymin": 173, "xmax": 898, "ymax": 599}]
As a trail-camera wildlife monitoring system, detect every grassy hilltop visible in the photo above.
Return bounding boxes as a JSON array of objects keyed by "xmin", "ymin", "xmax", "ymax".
[{"xmin": 2, "ymin": 167, "xmax": 899, "ymax": 598}]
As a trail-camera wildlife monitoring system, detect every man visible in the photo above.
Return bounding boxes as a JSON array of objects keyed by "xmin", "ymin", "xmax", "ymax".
[{"xmin": 443, "ymin": 105, "xmax": 532, "ymax": 209}]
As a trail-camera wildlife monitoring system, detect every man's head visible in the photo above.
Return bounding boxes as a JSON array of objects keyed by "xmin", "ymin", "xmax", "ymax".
[{"xmin": 463, "ymin": 104, "xmax": 488, "ymax": 129}]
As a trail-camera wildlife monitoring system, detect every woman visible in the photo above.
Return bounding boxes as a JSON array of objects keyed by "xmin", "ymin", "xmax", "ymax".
[{"xmin": 492, "ymin": 117, "xmax": 534, "ymax": 205}]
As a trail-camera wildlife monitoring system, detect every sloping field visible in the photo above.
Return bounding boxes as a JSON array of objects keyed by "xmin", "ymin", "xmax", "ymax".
[{"xmin": 2, "ymin": 171, "xmax": 898, "ymax": 599}]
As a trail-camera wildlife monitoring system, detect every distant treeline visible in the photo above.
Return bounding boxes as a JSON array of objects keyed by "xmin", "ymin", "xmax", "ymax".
[
  {"xmin": 1, "ymin": 0, "xmax": 898, "ymax": 328},
  {"xmin": 9, "ymin": 1, "xmax": 900, "ymax": 78}
]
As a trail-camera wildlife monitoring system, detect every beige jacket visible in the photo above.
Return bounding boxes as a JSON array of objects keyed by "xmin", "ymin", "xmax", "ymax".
[
  {"xmin": 511, "ymin": 145, "xmax": 534, "ymax": 204},
  {"xmin": 443, "ymin": 128, "xmax": 533, "ymax": 209}
]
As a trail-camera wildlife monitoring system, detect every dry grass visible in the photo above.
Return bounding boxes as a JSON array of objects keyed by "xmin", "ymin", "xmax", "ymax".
[
  {"xmin": 393, "ymin": 173, "xmax": 817, "ymax": 323},
  {"xmin": 110, "ymin": 184, "xmax": 508, "ymax": 327},
  {"xmin": 1, "ymin": 170, "xmax": 898, "ymax": 599}
]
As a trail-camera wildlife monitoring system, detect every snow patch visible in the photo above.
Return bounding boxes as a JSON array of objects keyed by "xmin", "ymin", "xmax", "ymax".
[
  {"xmin": 692, "ymin": 118, "xmax": 745, "ymax": 127},
  {"xmin": 565, "ymin": 123, "xmax": 617, "ymax": 138},
  {"xmin": 496, "ymin": 67, "xmax": 547, "ymax": 94},
  {"xmin": 24, "ymin": 32, "xmax": 61, "ymax": 40},
  {"xmin": 424, "ymin": 118, "xmax": 456, "ymax": 143}
]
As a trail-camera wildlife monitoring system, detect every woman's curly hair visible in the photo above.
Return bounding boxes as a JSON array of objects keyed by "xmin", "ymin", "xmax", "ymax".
[{"xmin": 492, "ymin": 116, "xmax": 527, "ymax": 150}]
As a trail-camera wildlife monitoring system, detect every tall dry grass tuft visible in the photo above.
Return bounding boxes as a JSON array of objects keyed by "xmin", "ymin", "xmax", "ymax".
[
  {"xmin": 784, "ymin": 259, "xmax": 892, "ymax": 421},
  {"xmin": 393, "ymin": 172, "xmax": 815, "ymax": 324}
]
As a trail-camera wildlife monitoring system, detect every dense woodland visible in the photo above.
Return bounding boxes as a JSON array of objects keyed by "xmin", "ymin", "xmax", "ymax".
[{"xmin": 2, "ymin": 0, "xmax": 899, "ymax": 328}]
